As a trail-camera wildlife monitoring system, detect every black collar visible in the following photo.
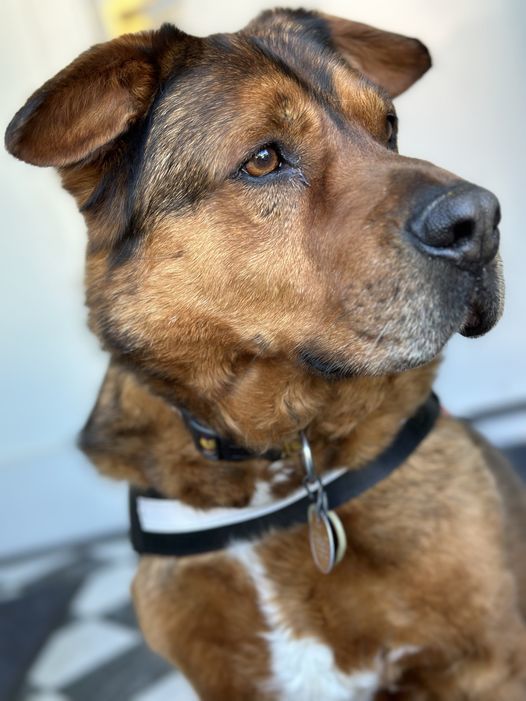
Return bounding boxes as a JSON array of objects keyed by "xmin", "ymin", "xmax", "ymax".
[{"xmin": 129, "ymin": 393, "xmax": 440, "ymax": 557}]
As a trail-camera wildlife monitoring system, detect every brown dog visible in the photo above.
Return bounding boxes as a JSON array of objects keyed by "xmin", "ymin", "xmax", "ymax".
[{"xmin": 6, "ymin": 8, "xmax": 526, "ymax": 700}]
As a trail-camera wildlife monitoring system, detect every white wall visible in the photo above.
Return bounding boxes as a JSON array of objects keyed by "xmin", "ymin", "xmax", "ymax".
[
  {"xmin": 0, "ymin": 0, "xmax": 105, "ymax": 463},
  {"xmin": 1, "ymin": 0, "xmax": 524, "ymax": 556},
  {"xmin": 0, "ymin": 0, "xmax": 119, "ymax": 556}
]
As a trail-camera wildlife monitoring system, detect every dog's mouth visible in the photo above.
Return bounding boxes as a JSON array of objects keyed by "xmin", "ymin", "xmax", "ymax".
[
  {"xmin": 299, "ymin": 258, "xmax": 504, "ymax": 381},
  {"xmin": 298, "ymin": 348, "xmax": 356, "ymax": 379},
  {"xmin": 458, "ymin": 259, "xmax": 504, "ymax": 338}
]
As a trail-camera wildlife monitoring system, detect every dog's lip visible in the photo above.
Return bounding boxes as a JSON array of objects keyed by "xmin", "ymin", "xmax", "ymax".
[
  {"xmin": 459, "ymin": 298, "xmax": 484, "ymax": 337},
  {"xmin": 298, "ymin": 347, "xmax": 356, "ymax": 379},
  {"xmin": 458, "ymin": 263, "xmax": 503, "ymax": 338}
]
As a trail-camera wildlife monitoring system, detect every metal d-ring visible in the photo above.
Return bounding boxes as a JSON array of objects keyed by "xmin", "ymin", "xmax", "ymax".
[
  {"xmin": 300, "ymin": 431, "xmax": 328, "ymax": 512},
  {"xmin": 300, "ymin": 430, "xmax": 316, "ymax": 481}
]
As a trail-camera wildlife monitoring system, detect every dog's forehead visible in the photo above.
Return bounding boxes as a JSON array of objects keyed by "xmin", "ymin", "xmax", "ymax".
[
  {"xmin": 137, "ymin": 24, "xmax": 391, "ymax": 215},
  {"xmin": 153, "ymin": 27, "xmax": 389, "ymax": 144}
]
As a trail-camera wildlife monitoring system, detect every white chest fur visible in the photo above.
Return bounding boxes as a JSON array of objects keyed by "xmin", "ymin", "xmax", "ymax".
[{"xmin": 229, "ymin": 542, "xmax": 381, "ymax": 701}]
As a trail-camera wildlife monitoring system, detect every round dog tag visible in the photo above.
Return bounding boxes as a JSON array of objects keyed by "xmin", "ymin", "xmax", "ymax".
[{"xmin": 308, "ymin": 504, "xmax": 337, "ymax": 574}]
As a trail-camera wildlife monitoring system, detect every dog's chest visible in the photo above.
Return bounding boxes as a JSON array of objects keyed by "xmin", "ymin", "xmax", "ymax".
[
  {"xmin": 230, "ymin": 542, "xmax": 388, "ymax": 701},
  {"xmin": 259, "ymin": 633, "xmax": 379, "ymax": 701}
]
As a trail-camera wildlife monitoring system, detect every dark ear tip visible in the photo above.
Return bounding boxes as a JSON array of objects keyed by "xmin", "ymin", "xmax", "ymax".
[
  {"xmin": 4, "ymin": 90, "xmax": 47, "ymax": 164},
  {"xmin": 3, "ymin": 120, "xmax": 33, "ymax": 164},
  {"xmin": 413, "ymin": 38, "xmax": 432, "ymax": 73},
  {"xmin": 5, "ymin": 115, "xmax": 21, "ymax": 157},
  {"xmin": 4, "ymin": 117, "xmax": 43, "ymax": 165}
]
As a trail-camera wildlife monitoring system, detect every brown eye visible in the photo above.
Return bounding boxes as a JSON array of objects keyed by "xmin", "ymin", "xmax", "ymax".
[{"xmin": 243, "ymin": 146, "xmax": 281, "ymax": 177}]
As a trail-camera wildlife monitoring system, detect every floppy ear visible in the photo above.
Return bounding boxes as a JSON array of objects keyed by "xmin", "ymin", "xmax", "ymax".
[
  {"xmin": 321, "ymin": 14, "xmax": 431, "ymax": 97},
  {"xmin": 5, "ymin": 24, "xmax": 185, "ymax": 167}
]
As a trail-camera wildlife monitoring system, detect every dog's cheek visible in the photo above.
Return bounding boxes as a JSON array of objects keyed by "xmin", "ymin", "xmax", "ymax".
[{"xmin": 323, "ymin": 254, "xmax": 462, "ymax": 374}]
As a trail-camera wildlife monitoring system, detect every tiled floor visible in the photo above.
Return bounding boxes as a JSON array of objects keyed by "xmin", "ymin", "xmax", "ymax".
[{"xmin": 0, "ymin": 535, "xmax": 198, "ymax": 701}]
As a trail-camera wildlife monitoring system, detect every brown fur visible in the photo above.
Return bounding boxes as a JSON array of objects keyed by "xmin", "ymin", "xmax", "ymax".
[{"xmin": 5, "ymin": 8, "xmax": 525, "ymax": 700}]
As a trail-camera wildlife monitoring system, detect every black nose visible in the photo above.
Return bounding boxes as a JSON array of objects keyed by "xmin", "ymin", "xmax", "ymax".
[{"xmin": 407, "ymin": 184, "xmax": 500, "ymax": 270}]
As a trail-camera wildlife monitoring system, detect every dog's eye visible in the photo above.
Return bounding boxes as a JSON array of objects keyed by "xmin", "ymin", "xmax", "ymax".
[
  {"xmin": 243, "ymin": 146, "xmax": 281, "ymax": 177},
  {"xmin": 386, "ymin": 113, "xmax": 398, "ymax": 149}
]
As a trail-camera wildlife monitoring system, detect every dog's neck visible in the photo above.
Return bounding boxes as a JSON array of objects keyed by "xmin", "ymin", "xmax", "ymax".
[
  {"xmin": 81, "ymin": 357, "xmax": 440, "ymax": 509},
  {"xmin": 164, "ymin": 357, "xmax": 440, "ymax": 470}
]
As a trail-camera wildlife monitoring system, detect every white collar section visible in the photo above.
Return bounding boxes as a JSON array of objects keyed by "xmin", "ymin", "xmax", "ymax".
[{"xmin": 135, "ymin": 466, "xmax": 348, "ymax": 534}]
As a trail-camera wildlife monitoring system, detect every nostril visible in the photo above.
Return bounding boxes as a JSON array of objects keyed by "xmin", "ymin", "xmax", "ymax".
[{"xmin": 451, "ymin": 218, "xmax": 476, "ymax": 246}]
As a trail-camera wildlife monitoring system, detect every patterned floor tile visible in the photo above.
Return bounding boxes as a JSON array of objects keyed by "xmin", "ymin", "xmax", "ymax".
[
  {"xmin": 0, "ymin": 553, "xmax": 73, "ymax": 599},
  {"xmin": 132, "ymin": 672, "xmax": 200, "ymax": 701},
  {"xmin": 0, "ymin": 574, "xmax": 87, "ymax": 701},
  {"xmin": 503, "ymin": 444, "xmax": 526, "ymax": 480},
  {"xmin": 29, "ymin": 619, "xmax": 139, "ymax": 690},
  {"xmin": 89, "ymin": 538, "xmax": 136, "ymax": 564},
  {"xmin": 71, "ymin": 561, "xmax": 136, "ymax": 617},
  {"xmin": 105, "ymin": 601, "xmax": 138, "ymax": 630},
  {"xmin": 24, "ymin": 558, "xmax": 97, "ymax": 596},
  {"xmin": 62, "ymin": 642, "xmax": 172, "ymax": 701}
]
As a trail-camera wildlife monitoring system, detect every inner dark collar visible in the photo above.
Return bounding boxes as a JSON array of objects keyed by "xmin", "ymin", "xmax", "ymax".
[{"xmin": 179, "ymin": 407, "xmax": 295, "ymax": 462}]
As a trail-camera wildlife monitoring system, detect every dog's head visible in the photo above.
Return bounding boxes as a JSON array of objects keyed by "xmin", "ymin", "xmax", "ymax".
[{"xmin": 5, "ymin": 9, "xmax": 504, "ymax": 436}]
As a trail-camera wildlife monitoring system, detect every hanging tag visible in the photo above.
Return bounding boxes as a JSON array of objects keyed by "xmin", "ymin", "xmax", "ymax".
[
  {"xmin": 301, "ymin": 430, "xmax": 347, "ymax": 573},
  {"xmin": 308, "ymin": 503, "xmax": 337, "ymax": 573},
  {"xmin": 308, "ymin": 504, "xmax": 347, "ymax": 573}
]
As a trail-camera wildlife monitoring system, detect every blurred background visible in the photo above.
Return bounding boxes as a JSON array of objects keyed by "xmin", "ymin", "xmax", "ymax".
[{"xmin": 0, "ymin": 0, "xmax": 525, "ymax": 559}]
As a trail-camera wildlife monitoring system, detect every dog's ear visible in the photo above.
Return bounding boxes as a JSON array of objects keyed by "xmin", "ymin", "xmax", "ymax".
[
  {"xmin": 5, "ymin": 24, "xmax": 187, "ymax": 167},
  {"xmin": 322, "ymin": 14, "xmax": 431, "ymax": 97}
]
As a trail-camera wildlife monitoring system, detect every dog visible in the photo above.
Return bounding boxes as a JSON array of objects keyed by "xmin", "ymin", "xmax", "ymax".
[{"xmin": 6, "ymin": 8, "xmax": 526, "ymax": 700}]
